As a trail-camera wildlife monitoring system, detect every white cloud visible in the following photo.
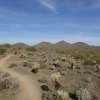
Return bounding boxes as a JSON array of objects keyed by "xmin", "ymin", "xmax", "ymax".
[{"xmin": 38, "ymin": 0, "xmax": 56, "ymax": 11}]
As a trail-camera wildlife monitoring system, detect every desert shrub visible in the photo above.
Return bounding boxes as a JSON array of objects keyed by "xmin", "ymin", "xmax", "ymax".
[
  {"xmin": 63, "ymin": 85, "xmax": 78, "ymax": 100},
  {"xmin": 18, "ymin": 46, "xmax": 22, "ymax": 50},
  {"xmin": 40, "ymin": 63, "xmax": 47, "ymax": 69},
  {"xmin": 27, "ymin": 46, "xmax": 36, "ymax": 52},
  {"xmin": 1, "ymin": 72, "xmax": 19, "ymax": 88},
  {"xmin": 23, "ymin": 61, "xmax": 32, "ymax": 68},
  {"xmin": 0, "ymin": 48, "xmax": 6, "ymax": 54},
  {"xmin": 3, "ymin": 44, "xmax": 11, "ymax": 48},
  {"xmin": 50, "ymin": 72, "xmax": 61, "ymax": 89},
  {"xmin": 1, "ymin": 72, "xmax": 10, "ymax": 78},
  {"xmin": 20, "ymin": 55, "xmax": 26, "ymax": 58},
  {"xmin": 84, "ymin": 58, "xmax": 93, "ymax": 65},
  {"xmin": 57, "ymin": 90, "xmax": 70, "ymax": 100},
  {"xmin": 76, "ymin": 88, "xmax": 92, "ymax": 100},
  {"xmin": 9, "ymin": 63, "xmax": 17, "ymax": 68},
  {"xmin": 72, "ymin": 53, "xmax": 88, "ymax": 59},
  {"xmin": 64, "ymin": 85, "xmax": 76, "ymax": 94},
  {"xmin": 55, "ymin": 49, "xmax": 66, "ymax": 54},
  {"xmin": 94, "ymin": 57, "xmax": 100, "ymax": 65},
  {"xmin": 27, "ymin": 52, "xmax": 34, "ymax": 55},
  {"xmin": 38, "ymin": 76, "xmax": 48, "ymax": 83},
  {"xmin": 1, "ymin": 76, "xmax": 19, "ymax": 88}
]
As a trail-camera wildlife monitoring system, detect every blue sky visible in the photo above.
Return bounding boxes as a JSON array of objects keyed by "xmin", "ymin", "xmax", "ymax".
[{"xmin": 0, "ymin": 0, "xmax": 100, "ymax": 45}]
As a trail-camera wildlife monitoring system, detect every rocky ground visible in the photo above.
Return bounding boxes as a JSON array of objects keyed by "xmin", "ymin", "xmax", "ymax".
[{"xmin": 0, "ymin": 42, "xmax": 100, "ymax": 100}]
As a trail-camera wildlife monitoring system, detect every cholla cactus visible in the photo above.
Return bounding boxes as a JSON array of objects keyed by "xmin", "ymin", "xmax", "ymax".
[
  {"xmin": 50, "ymin": 72, "xmax": 61, "ymax": 83},
  {"xmin": 69, "ymin": 59, "xmax": 75, "ymax": 69},
  {"xmin": 92, "ymin": 60, "xmax": 96, "ymax": 65},
  {"xmin": 50, "ymin": 72, "xmax": 61, "ymax": 89},
  {"xmin": 57, "ymin": 90, "xmax": 69, "ymax": 100},
  {"xmin": 69, "ymin": 58, "xmax": 75, "ymax": 64},
  {"xmin": 33, "ymin": 62, "xmax": 40, "ymax": 68}
]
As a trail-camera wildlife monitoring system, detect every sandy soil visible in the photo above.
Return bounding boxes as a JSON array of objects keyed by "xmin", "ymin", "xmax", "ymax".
[{"xmin": 0, "ymin": 55, "xmax": 42, "ymax": 100}]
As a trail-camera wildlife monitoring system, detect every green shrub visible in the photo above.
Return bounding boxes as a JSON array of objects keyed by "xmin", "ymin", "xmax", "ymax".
[
  {"xmin": 84, "ymin": 58, "xmax": 93, "ymax": 65},
  {"xmin": 64, "ymin": 84, "xmax": 76, "ymax": 94},
  {"xmin": 0, "ymin": 48, "xmax": 6, "ymax": 54},
  {"xmin": 27, "ymin": 52, "xmax": 34, "ymax": 55},
  {"xmin": 95, "ymin": 58, "xmax": 100, "ymax": 65},
  {"xmin": 56, "ymin": 49, "xmax": 66, "ymax": 54},
  {"xmin": 72, "ymin": 53, "xmax": 86, "ymax": 59},
  {"xmin": 76, "ymin": 88, "xmax": 92, "ymax": 100},
  {"xmin": 27, "ymin": 46, "xmax": 36, "ymax": 52},
  {"xmin": 3, "ymin": 44, "xmax": 11, "ymax": 48},
  {"xmin": 40, "ymin": 63, "xmax": 47, "ymax": 68}
]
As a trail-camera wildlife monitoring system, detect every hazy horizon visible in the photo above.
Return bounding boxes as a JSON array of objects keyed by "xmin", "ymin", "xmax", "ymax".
[{"xmin": 0, "ymin": 0, "xmax": 100, "ymax": 46}]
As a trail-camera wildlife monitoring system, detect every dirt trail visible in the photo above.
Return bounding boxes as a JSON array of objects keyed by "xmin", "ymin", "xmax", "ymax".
[{"xmin": 0, "ymin": 55, "xmax": 42, "ymax": 100}]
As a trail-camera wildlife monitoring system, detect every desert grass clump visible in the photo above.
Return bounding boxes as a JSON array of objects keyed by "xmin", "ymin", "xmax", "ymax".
[
  {"xmin": 50, "ymin": 72, "xmax": 61, "ymax": 89},
  {"xmin": 76, "ymin": 88, "xmax": 92, "ymax": 100},
  {"xmin": 57, "ymin": 90, "xmax": 70, "ymax": 100}
]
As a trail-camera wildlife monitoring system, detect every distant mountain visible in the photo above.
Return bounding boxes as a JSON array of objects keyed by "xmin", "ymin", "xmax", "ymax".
[
  {"xmin": 0, "ymin": 41, "xmax": 99, "ymax": 51},
  {"xmin": 73, "ymin": 42, "xmax": 89, "ymax": 47},
  {"xmin": 34, "ymin": 41, "xmax": 94, "ymax": 50},
  {"xmin": 12, "ymin": 43, "xmax": 28, "ymax": 48},
  {"xmin": 34, "ymin": 41, "xmax": 53, "ymax": 49},
  {"xmin": 55, "ymin": 40, "xmax": 71, "ymax": 46},
  {"xmin": 0, "ymin": 43, "xmax": 11, "ymax": 48}
]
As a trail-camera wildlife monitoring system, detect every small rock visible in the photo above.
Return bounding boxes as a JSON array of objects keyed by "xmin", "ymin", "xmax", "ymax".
[
  {"xmin": 31, "ymin": 68, "xmax": 38, "ymax": 73},
  {"xmin": 41, "ymin": 85, "xmax": 50, "ymax": 91}
]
